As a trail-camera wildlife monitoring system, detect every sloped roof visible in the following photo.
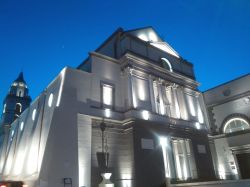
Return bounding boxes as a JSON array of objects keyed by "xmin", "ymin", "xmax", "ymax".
[{"xmin": 14, "ymin": 72, "xmax": 26, "ymax": 84}]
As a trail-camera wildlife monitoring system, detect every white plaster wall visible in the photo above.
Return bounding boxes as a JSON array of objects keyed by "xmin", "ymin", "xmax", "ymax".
[
  {"xmin": 37, "ymin": 69, "xmax": 80, "ymax": 187},
  {"xmin": 91, "ymin": 54, "xmax": 125, "ymax": 111},
  {"xmin": 203, "ymin": 75, "xmax": 250, "ymax": 106}
]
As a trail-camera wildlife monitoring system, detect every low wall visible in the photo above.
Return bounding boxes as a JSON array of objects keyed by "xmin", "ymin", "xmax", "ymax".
[{"xmin": 171, "ymin": 179, "xmax": 250, "ymax": 187}]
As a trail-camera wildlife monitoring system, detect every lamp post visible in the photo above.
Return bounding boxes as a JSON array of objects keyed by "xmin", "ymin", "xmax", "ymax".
[{"xmin": 97, "ymin": 119, "xmax": 114, "ymax": 187}]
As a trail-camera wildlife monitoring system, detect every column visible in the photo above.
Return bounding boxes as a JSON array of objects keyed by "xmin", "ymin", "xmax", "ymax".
[
  {"xmin": 176, "ymin": 86, "xmax": 188, "ymax": 120},
  {"xmin": 125, "ymin": 67, "xmax": 135, "ymax": 109},
  {"xmin": 172, "ymin": 85, "xmax": 181, "ymax": 119},
  {"xmin": 158, "ymin": 79, "xmax": 165, "ymax": 115},
  {"xmin": 148, "ymin": 75, "xmax": 156, "ymax": 113},
  {"xmin": 182, "ymin": 88, "xmax": 192, "ymax": 120}
]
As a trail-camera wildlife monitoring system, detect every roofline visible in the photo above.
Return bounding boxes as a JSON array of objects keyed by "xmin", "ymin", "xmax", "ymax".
[
  {"xmin": 124, "ymin": 26, "xmax": 154, "ymax": 33},
  {"xmin": 124, "ymin": 26, "xmax": 165, "ymax": 43},
  {"xmin": 203, "ymin": 73, "xmax": 250, "ymax": 93},
  {"xmin": 95, "ymin": 27, "xmax": 124, "ymax": 52},
  {"xmin": 77, "ymin": 26, "xmax": 194, "ymax": 68},
  {"xmin": 77, "ymin": 27, "xmax": 124, "ymax": 68},
  {"xmin": 121, "ymin": 32, "xmax": 193, "ymax": 66}
]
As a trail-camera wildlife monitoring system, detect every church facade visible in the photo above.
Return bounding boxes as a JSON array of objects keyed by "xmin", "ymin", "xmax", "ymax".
[{"xmin": 0, "ymin": 27, "xmax": 248, "ymax": 187}]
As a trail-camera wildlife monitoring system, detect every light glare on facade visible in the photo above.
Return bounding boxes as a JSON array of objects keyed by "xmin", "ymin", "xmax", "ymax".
[
  {"xmin": 32, "ymin": 109, "xmax": 36, "ymax": 121},
  {"xmin": 56, "ymin": 68, "xmax": 66, "ymax": 107},
  {"xmin": 160, "ymin": 137, "xmax": 171, "ymax": 178},
  {"xmin": 149, "ymin": 32, "xmax": 157, "ymax": 42},
  {"xmin": 105, "ymin": 108, "xmax": 111, "ymax": 118},
  {"xmin": 175, "ymin": 101, "xmax": 181, "ymax": 119},
  {"xmin": 20, "ymin": 122, "xmax": 24, "ymax": 131},
  {"xmin": 197, "ymin": 107, "xmax": 204, "ymax": 124},
  {"xmin": 160, "ymin": 137, "xmax": 167, "ymax": 147},
  {"xmin": 218, "ymin": 164, "xmax": 226, "ymax": 179},
  {"xmin": 138, "ymin": 34, "xmax": 148, "ymax": 41},
  {"xmin": 142, "ymin": 110, "xmax": 149, "ymax": 120},
  {"xmin": 13, "ymin": 150, "xmax": 25, "ymax": 175},
  {"xmin": 122, "ymin": 173, "xmax": 132, "ymax": 187},
  {"xmin": 188, "ymin": 96, "xmax": 196, "ymax": 117},
  {"xmin": 160, "ymin": 102, "xmax": 165, "ymax": 115},
  {"xmin": 138, "ymin": 85, "xmax": 145, "ymax": 101},
  {"xmin": 195, "ymin": 122, "xmax": 201, "ymax": 130},
  {"xmin": 48, "ymin": 93, "xmax": 53, "ymax": 107}
]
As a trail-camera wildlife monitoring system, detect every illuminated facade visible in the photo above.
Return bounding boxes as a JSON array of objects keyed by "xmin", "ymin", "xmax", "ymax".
[
  {"xmin": 0, "ymin": 27, "xmax": 216, "ymax": 187},
  {"xmin": 204, "ymin": 74, "xmax": 250, "ymax": 180}
]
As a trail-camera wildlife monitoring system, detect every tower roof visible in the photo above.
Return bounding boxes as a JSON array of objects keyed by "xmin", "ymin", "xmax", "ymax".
[{"xmin": 14, "ymin": 72, "xmax": 26, "ymax": 84}]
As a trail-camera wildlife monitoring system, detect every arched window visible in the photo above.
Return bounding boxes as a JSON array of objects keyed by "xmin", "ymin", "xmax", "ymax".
[
  {"xmin": 16, "ymin": 88, "xmax": 24, "ymax": 97},
  {"xmin": 161, "ymin": 58, "xmax": 173, "ymax": 72},
  {"xmin": 15, "ymin": 103, "xmax": 22, "ymax": 115},
  {"xmin": 223, "ymin": 117, "xmax": 250, "ymax": 134}
]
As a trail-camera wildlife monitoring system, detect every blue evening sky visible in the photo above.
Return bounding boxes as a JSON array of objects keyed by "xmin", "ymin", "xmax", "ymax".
[{"xmin": 0, "ymin": 0, "xmax": 250, "ymax": 111}]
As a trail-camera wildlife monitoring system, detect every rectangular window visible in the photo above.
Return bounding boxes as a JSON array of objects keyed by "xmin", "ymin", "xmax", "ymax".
[
  {"xmin": 160, "ymin": 137, "xmax": 197, "ymax": 181},
  {"xmin": 132, "ymin": 76, "xmax": 151, "ymax": 110},
  {"xmin": 101, "ymin": 83, "xmax": 114, "ymax": 108},
  {"xmin": 172, "ymin": 138, "xmax": 197, "ymax": 180}
]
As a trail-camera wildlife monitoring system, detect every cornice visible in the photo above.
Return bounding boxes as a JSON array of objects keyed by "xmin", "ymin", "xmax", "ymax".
[
  {"xmin": 89, "ymin": 51, "xmax": 120, "ymax": 64},
  {"xmin": 120, "ymin": 52, "xmax": 200, "ymax": 89}
]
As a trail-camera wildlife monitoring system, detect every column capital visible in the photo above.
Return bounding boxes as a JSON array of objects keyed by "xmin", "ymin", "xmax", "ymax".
[{"xmin": 172, "ymin": 83, "xmax": 179, "ymax": 89}]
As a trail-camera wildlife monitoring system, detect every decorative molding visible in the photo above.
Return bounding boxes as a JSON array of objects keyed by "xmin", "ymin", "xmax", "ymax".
[
  {"xmin": 120, "ymin": 52, "xmax": 200, "ymax": 89},
  {"xmin": 205, "ymin": 90, "xmax": 250, "ymax": 108}
]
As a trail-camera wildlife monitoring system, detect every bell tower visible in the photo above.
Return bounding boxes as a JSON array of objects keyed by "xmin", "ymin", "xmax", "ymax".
[{"xmin": 0, "ymin": 72, "xmax": 32, "ymax": 129}]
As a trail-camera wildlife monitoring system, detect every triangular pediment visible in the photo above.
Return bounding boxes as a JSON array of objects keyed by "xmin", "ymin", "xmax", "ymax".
[{"xmin": 126, "ymin": 26, "xmax": 180, "ymax": 58}]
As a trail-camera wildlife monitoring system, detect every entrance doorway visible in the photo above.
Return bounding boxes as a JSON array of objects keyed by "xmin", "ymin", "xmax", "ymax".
[{"xmin": 236, "ymin": 153, "xmax": 250, "ymax": 179}]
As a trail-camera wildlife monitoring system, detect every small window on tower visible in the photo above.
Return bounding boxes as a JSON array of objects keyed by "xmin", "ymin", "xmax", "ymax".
[
  {"xmin": 17, "ymin": 89, "xmax": 24, "ymax": 97},
  {"xmin": 101, "ymin": 83, "xmax": 114, "ymax": 108},
  {"xmin": 15, "ymin": 103, "xmax": 22, "ymax": 115},
  {"xmin": 3, "ymin": 104, "xmax": 6, "ymax": 113}
]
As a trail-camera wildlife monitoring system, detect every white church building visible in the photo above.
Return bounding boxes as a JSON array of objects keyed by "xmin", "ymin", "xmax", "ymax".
[{"xmin": 0, "ymin": 27, "xmax": 249, "ymax": 187}]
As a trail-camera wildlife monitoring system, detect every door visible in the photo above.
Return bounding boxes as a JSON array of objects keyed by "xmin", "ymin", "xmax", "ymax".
[{"xmin": 236, "ymin": 153, "xmax": 250, "ymax": 179}]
